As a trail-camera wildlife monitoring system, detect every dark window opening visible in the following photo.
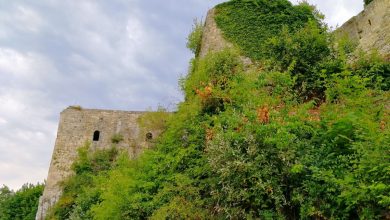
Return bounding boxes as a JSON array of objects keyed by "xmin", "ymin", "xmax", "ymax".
[
  {"xmin": 146, "ymin": 132, "xmax": 153, "ymax": 141},
  {"xmin": 93, "ymin": 130, "xmax": 100, "ymax": 141}
]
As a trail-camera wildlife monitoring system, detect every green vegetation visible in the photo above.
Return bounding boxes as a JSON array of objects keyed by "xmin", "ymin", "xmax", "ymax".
[
  {"xmin": 0, "ymin": 183, "xmax": 44, "ymax": 220},
  {"xmin": 364, "ymin": 0, "xmax": 374, "ymax": 6},
  {"xmin": 186, "ymin": 19, "xmax": 204, "ymax": 56},
  {"xmin": 111, "ymin": 134, "xmax": 124, "ymax": 144},
  {"xmin": 214, "ymin": 0, "xmax": 319, "ymax": 61},
  {"xmin": 69, "ymin": 105, "xmax": 82, "ymax": 110},
  {"xmin": 46, "ymin": 142, "xmax": 119, "ymax": 220},
  {"xmin": 41, "ymin": 0, "xmax": 390, "ymax": 219},
  {"xmin": 137, "ymin": 107, "xmax": 172, "ymax": 137}
]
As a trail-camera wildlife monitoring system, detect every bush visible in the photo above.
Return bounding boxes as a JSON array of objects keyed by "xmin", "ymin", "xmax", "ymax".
[
  {"xmin": 183, "ymin": 49, "xmax": 242, "ymax": 114},
  {"xmin": 47, "ymin": 143, "xmax": 119, "ymax": 220},
  {"xmin": 111, "ymin": 134, "xmax": 123, "ymax": 144},
  {"xmin": 350, "ymin": 51, "xmax": 390, "ymax": 91},
  {"xmin": 186, "ymin": 19, "xmax": 203, "ymax": 56},
  {"xmin": 265, "ymin": 21, "xmax": 330, "ymax": 99}
]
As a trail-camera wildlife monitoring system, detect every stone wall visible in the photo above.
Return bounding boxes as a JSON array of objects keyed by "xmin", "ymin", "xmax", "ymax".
[
  {"xmin": 199, "ymin": 8, "xmax": 251, "ymax": 66},
  {"xmin": 36, "ymin": 107, "xmax": 162, "ymax": 220},
  {"xmin": 199, "ymin": 8, "xmax": 233, "ymax": 58},
  {"xmin": 337, "ymin": 0, "xmax": 390, "ymax": 57}
]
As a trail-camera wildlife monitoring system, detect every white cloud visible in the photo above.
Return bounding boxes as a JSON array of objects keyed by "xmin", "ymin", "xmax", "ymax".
[
  {"xmin": 0, "ymin": 90, "xmax": 57, "ymax": 189},
  {"xmin": 14, "ymin": 5, "xmax": 45, "ymax": 33},
  {"xmin": 289, "ymin": 0, "xmax": 363, "ymax": 28},
  {"xmin": 0, "ymin": 4, "xmax": 46, "ymax": 44},
  {"xmin": 0, "ymin": 48, "xmax": 59, "ymax": 88}
]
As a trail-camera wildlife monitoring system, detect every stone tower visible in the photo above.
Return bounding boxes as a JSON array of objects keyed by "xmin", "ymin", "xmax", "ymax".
[{"xmin": 35, "ymin": 107, "xmax": 163, "ymax": 220}]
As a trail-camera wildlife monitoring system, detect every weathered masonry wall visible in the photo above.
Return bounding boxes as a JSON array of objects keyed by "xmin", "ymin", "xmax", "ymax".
[
  {"xmin": 199, "ymin": 8, "xmax": 233, "ymax": 58},
  {"xmin": 337, "ymin": 0, "xmax": 390, "ymax": 57},
  {"xmin": 36, "ymin": 107, "xmax": 162, "ymax": 220}
]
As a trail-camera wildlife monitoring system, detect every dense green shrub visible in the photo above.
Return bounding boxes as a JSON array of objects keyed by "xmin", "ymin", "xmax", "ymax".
[
  {"xmin": 47, "ymin": 143, "xmax": 119, "ymax": 220},
  {"xmin": 0, "ymin": 183, "xmax": 44, "ymax": 220},
  {"xmin": 186, "ymin": 19, "xmax": 203, "ymax": 56},
  {"xmin": 265, "ymin": 21, "xmax": 330, "ymax": 99},
  {"xmin": 350, "ymin": 51, "xmax": 390, "ymax": 91},
  {"xmin": 184, "ymin": 49, "xmax": 242, "ymax": 114}
]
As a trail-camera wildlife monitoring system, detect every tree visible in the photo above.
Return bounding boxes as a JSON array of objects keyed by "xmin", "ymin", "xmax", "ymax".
[{"xmin": 0, "ymin": 183, "xmax": 44, "ymax": 220}]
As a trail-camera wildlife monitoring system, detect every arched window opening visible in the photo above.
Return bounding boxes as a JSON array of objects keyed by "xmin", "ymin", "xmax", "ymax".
[
  {"xmin": 146, "ymin": 132, "xmax": 153, "ymax": 141},
  {"xmin": 93, "ymin": 130, "xmax": 100, "ymax": 141}
]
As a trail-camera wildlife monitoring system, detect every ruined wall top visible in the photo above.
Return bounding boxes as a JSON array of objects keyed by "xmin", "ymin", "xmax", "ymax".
[
  {"xmin": 337, "ymin": 0, "xmax": 390, "ymax": 57},
  {"xmin": 198, "ymin": 8, "xmax": 233, "ymax": 58}
]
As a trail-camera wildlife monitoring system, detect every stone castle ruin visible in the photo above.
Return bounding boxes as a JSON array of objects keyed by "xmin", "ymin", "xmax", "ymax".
[
  {"xmin": 36, "ymin": 0, "xmax": 389, "ymax": 219},
  {"xmin": 35, "ymin": 107, "xmax": 163, "ymax": 220}
]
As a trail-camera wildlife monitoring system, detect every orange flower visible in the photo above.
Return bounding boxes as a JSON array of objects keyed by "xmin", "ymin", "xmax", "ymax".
[
  {"xmin": 206, "ymin": 129, "xmax": 214, "ymax": 141},
  {"xmin": 380, "ymin": 120, "xmax": 386, "ymax": 131},
  {"xmin": 257, "ymin": 106, "xmax": 269, "ymax": 124},
  {"xmin": 196, "ymin": 84, "xmax": 213, "ymax": 100}
]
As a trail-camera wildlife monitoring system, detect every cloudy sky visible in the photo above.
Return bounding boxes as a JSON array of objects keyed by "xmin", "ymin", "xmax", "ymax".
[{"xmin": 0, "ymin": 0, "xmax": 363, "ymax": 190}]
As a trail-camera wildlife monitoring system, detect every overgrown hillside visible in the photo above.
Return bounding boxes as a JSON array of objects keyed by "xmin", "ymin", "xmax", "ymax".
[{"xmin": 42, "ymin": 0, "xmax": 390, "ymax": 219}]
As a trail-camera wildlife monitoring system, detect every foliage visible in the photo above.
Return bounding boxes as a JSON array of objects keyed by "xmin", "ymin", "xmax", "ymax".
[
  {"xmin": 364, "ymin": 0, "xmax": 374, "ymax": 6},
  {"xmin": 265, "ymin": 21, "xmax": 331, "ymax": 99},
  {"xmin": 214, "ymin": 0, "xmax": 318, "ymax": 61},
  {"xmin": 350, "ymin": 51, "xmax": 390, "ymax": 91},
  {"xmin": 111, "ymin": 134, "xmax": 124, "ymax": 144},
  {"xmin": 137, "ymin": 107, "xmax": 172, "ymax": 136},
  {"xmin": 50, "ymin": 0, "xmax": 390, "ymax": 219},
  {"xmin": 214, "ymin": 0, "xmax": 337, "ymax": 100},
  {"xmin": 68, "ymin": 105, "xmax": 82, "ymax": 110},
  {"xmin": 186, "ymin": 19, "xmax": 204, "ymax": 56},
  {"xmin": 0, "ymin": 183, "xmax": 44, "ymax": 220},
  {"xmin": 47, "ymin": 142, "xmax": 119, "ymax": 220}
]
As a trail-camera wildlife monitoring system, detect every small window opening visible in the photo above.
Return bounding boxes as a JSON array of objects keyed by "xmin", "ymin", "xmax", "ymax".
[
  {"xmin": 368, "ymin": 19, "xmax": 372, "ymax": 26},
  {"xmin": 93, "ymin": 130, "xmax": 100, "ymax": 141},
  {"xmin": 146, "ymin": 132, "xmax": 153, "ymax": 141}
]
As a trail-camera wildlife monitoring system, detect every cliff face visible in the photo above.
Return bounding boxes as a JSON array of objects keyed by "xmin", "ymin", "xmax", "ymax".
[{"xmin": 337, "ymin": 0, "xmax": 390, "ymax": 58}]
